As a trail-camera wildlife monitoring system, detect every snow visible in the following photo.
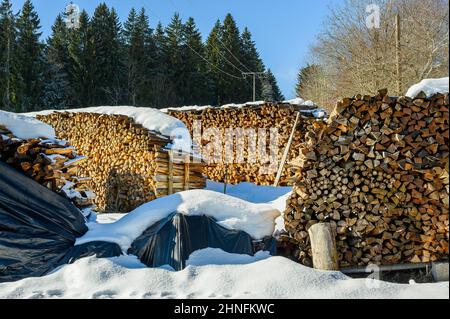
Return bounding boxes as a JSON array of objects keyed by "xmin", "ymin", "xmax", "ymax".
[
  {"xmin": 163, "ymin": 99, "xmax": 322, "ymax": 113},
  {"xmin": 186, "ymin": 248, "xmax": 271, "ymax": 266},
  {"xmin": 76, "ymin": 189, "xmax": 281, "ymax": 251},
  {"xmin": 25, "ymin": 106, "xmax": 192, "ymax": 153},
  {"xmin": 300, "ymin": 108, "xmax": 327, "ymax": 118},
  {"xmin": 161, "ymin": 105, "xmax": 213, "ymax": 112},
  {"xmin": 283, "ymin": 97, "xmax": 316, "ymax": 107},
  {"xmin": 206, "ymin": 181, "xmax": 292, "ymax": 237},
  {"xmin": 0, "ymin": 110, "xmax": 56, "ymax": 140},
  {"xmin": 206, "ymin": 180, "xmax": 292, "ymax": 205},
  {"xmin": 0, "ymin": 254, "xmax": 447, "ymax": 299},
  {"xmin": 406, "ymin": 77, "xmax": 449, "ymax": 98},
  {"xmin": 221, "ymin": 101, "xmax": 266, "ymax": 108}
]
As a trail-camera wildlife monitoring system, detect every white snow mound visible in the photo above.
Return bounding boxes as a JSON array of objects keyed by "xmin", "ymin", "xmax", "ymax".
[
  {"xmin": 0, "ymin": 255, "xmax": 447, "ymax": 299},
  {"xmin": 283, "ymin": 97, "xmax": 316, "ymax": 107},
  {"xmin": 406, "ymin": 77, "xmax": 449, "ymax": 98},
  {"xmin": 0, "ymin": 110, "xmax": 56, "ymax": 139},
  {"xmin": 76, "ymin": 189, "xmax": 281, "ymax": 251}
]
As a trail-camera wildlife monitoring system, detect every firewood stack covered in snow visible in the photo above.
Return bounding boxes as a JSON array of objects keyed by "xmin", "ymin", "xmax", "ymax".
[
  {"xmin": 0, "ymin": 125, "xmax": 95, "ymax": 210},
  {"xmin": 284, "ymin": 90, "xmax": 449, "ymax": 267},
  {"xmin": 168, "ymin": 102, "xmax": 326, "ymax": 186},
  {"xmin": 37, "ymin": 112, "xmax": 205, "ymax": 213}
]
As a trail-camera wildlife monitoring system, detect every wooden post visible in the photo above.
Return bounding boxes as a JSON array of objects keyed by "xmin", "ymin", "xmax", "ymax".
[
  {"xmin": 168, "ymin": 150, "xmax": 173, "ymax": 195},
  {"xmin": 184, "ymin": 154, "xmax": 190, "ymax": 191},
  {"xmin": 274, "ymin": 112, "xmax": 300, "ymax": 187},
  {"xmin": 395, "ymin": 13, "xmax": 402, "ymax": 95},
  {"xmin": 308, "ymin": 223, "xmax": 339, "ymax": 271}
]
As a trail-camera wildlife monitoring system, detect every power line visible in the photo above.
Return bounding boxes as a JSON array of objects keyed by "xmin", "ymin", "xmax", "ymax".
[
  {"xmin": 177, "ymin": 0, "xmax": 253, "ymax": 73},
  {"xmin": 166, "ymin": 0, "xmax": 249, "ymax": 75},
  {"xmin": 138, "ymin": 0, "xmax": 243, "ymax": 80}
]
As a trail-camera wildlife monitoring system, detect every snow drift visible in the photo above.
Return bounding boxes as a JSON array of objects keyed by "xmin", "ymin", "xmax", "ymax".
[
  {"xmin": 0, "ymin": 254, "xmax": 447, "ymax": 299},
  {"xmin": 76, "ymin": 189, "xmax": 281, "ymax": 251}
]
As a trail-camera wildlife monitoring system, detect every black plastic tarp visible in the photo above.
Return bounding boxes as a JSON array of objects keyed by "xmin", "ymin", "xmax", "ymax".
[
  {"xmin": 128, "ymin": 213, "xmax": 257, "ymax": 270},
  {"xmin": 0, "ymin": 161, "xmax": 121, "ymax": 282}
]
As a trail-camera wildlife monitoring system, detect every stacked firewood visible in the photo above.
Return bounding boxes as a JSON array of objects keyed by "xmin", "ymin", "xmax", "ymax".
[
  {"xmin": 0, "ymin": 125, "xmax": 95, "ymax": 210},
  {"xmin": 284, "ymin": 90, "xmax": 449, "ymax": 267},
  {"xmin": 37, "ymin": 112, "xmax": 205, "ymax": 213},
  {"xmin": 168, "ymin": 103, "xmax": 325, "ymax": 186}
]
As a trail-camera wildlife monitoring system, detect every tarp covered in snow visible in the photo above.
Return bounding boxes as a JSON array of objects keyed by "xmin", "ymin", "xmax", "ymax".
[
  {"xmin": 128, "ymin": 213, "xmax": 260, "ymax": 271},
  {"xmin": 0, "ymin": 161, "xmax": 120, "ymax": 282}
]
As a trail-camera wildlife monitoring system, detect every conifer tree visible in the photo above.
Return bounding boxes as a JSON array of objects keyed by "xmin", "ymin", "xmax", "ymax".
[
  {"xmin": 182, "ymin": 17, "xmax": 210, "ymax": 105},
  {"xmin": 261, "ymin": 69, "xmax": 284, "ymax": 102},
  {"xmin": 67, "ymin": 10, "xmax": 94, "ymax": 107},
  {"xmin": 149, "ymin": 21, "xmax": 176, "ymax": 108},
  {"xmin": 15, "ymin": 0, "xmax": 44, "ymax": 112},
  {"xmin": 123, "ymin": 8, "xmax": 153, "ymax": 106},
  {"xmin": 219, "ymin": 14, "xmax": 245, "ymax": 104},
  {"xmin": 205, "ymin": 20, "xmax": 224, "ymax": 105},
  {"xmin": 163, "ymin": 13, "xmax": 185, "ymax": 106},
  {"xmin": 91, "ymin": 4, "xmax": 124, "ymax": 105},
  {"xmin": 43, "ymin": 14, "xmax": 71, "ymax": 109},
  {"xmin": 240, "ymin": 27, "xmax": 265, "ymax": 101},
  {"xmin": 0, "ymin": 0, "xmax": 16, "ymax": 111}
]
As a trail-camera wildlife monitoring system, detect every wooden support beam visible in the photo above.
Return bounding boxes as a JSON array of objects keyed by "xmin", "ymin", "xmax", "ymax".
[{"xmin": 274, "ymin": 112, "xmax": 300, "ymax": 187}]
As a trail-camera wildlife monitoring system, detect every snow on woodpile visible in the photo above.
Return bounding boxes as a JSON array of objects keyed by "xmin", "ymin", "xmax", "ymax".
[
  {"xmin": 27, "ymin": 106, "xmax": 191, "ymax": 152},
  {"xmin": 283, "ymin": 97, "xmax": 316, "ymax": 107},
  {"xmin": 0, "ymin": 110, "xmax": 55, "ymax": 140},
  {"xmin": 406, "ymin": 77, "xmax": 449, "ymax": 98},
  {"xmin": 76, "ymin": 189, "xmax": 281, "ymax": 251},
  {"xmin": 0, "ymin": 253, "xmax": 447, "ymax": 299}
]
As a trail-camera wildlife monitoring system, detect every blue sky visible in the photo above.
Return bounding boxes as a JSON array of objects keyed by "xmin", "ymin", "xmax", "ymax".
[{"xmin": 10, "ymin": 0, "xmax": 342, "ymax": 99}]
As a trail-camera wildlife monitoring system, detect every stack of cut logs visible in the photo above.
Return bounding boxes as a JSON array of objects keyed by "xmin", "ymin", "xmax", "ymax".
[
  {"xmin": 0, "ymin": 125, "xmax": 95, "ymax": 210},
  {"xmin": 37, "ymin": 112, "xmax": 205, "ymax": 213},
  {"xmin": 168, "ymin": 102, "xmax": 325, "ymax": 186},
  {"xmin": 284, "ymin": 90, "xmax": 449, "ymax": 267}
]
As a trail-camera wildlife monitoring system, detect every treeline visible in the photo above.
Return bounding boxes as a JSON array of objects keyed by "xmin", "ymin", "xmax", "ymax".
[
  {"xmin": 296, "ymin": 0, "xmax": 449, "ymax": 112},
  {"xmin": 0, "ymin": 0, "xmax": 284, "ymax": 112}
]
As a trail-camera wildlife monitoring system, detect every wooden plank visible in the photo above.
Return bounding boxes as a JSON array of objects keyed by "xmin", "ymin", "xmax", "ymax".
[
  {"xmin": 273, "ymin": 111, "xmax": 300, "ymax": 187},
  {"xmin": 184, "ymin": 154, "xmax": 190, "ymax": 191},
  {"xmin": 168, "ymin": 150, "xmax": 173, "ymax": 195}
]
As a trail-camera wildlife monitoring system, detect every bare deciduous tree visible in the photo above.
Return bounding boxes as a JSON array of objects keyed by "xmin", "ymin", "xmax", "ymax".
[{"xmin": 298, "ymin": 0, "xmax": 449, "ymax": 112}]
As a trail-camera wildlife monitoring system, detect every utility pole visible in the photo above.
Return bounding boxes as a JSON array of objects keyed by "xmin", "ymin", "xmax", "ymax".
[
  {"xmin": 242, "ymin": 72, "xmax": 266, "ymax": 102},
  {"xmin": 395, "ymin": 13, "xmax": 402, "ymax": 95}
]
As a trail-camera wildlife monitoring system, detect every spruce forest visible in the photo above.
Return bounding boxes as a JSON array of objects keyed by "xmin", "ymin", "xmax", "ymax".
[{"xmin": 0, "ymin": 0, "xmax": 284, "ymax": 112}]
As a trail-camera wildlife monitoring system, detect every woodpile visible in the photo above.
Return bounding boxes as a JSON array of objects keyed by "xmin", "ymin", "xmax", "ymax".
[
  {"xmin": 284, "ymin": 90, "xmax": 449, "ymax": 267},
  {"xmin": 168, "ymin": 103, "xmax": 325, "ymax": 186},
  {"xmin": 0, "ymin": 125, "xmax": 95, "ymax": 210},
  {"xmin": 37, "ymin": 112, "xmax": 205, "ymax": 213}
]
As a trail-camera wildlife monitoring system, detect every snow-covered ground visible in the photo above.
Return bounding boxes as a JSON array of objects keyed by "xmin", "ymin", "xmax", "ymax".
[
  {"xmin": 1, "ymin": 181, "xmax": 447, "ymax": 299},
  {"xmin": 1, "ymin": 251, "xmax": 447, "ymax": 299}
]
